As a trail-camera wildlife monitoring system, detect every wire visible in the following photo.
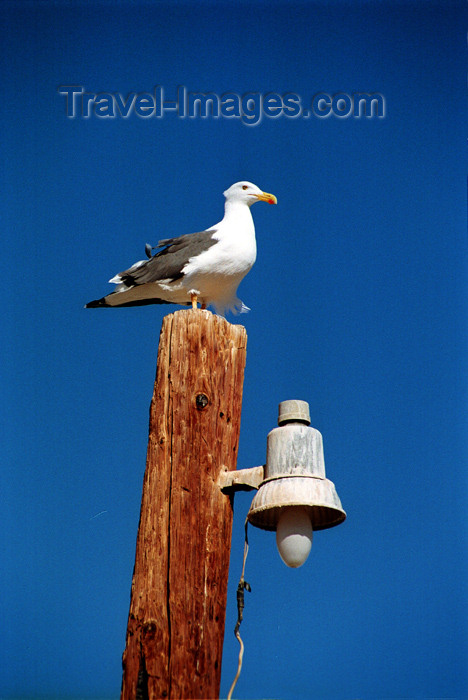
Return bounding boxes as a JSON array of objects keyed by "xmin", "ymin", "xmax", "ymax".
[{"xmin": 227, "ymin": 520, "xmax": 251, "ymax": 700}]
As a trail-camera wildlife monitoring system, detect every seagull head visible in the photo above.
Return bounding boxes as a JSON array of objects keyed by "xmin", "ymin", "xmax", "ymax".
[{"xmin": 223, "ymin": 181, "xmax": 277, "ymax": 207}]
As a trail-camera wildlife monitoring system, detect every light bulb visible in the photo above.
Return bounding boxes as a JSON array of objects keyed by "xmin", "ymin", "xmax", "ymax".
[{"xmin": 276, "ymin": 507, "xmax": 313, "ymax": 568}]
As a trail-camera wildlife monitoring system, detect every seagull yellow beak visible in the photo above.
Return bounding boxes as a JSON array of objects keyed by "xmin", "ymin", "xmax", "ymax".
[{"xmin": 255, "ymin": 191, "xmax": 277, "ymax": 205}]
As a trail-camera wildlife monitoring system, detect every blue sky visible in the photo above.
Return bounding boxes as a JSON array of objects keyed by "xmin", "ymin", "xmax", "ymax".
[{"xmin": 2, "ymin": 1, "xmax": 467, "ymax": 698}]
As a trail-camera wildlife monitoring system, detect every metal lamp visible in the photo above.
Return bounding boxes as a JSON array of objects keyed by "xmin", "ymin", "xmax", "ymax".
[{"xmin": 247, "ymin": 400, "xmax": 346, "ymax": 567}]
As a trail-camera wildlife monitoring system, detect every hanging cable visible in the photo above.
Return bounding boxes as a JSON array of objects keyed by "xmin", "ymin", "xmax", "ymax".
[{"xmin": 227, "ymin": 519, "xmax": 251, "ymax": 700}]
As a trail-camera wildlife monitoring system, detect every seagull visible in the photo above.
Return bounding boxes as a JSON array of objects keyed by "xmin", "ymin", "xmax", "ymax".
[{"xmin": 85, "ymin": 181, "xmax": 277, "ymax": 315}]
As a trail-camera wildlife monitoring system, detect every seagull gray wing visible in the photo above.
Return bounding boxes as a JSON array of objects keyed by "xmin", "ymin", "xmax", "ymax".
[{"xmin": 118, "ymin": 229, "xmax": 218, "ymax": 287}]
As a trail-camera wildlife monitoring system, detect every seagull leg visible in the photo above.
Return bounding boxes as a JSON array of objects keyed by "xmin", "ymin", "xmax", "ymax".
[
  {"xmin": 191, "ymin": 293, "xmax": 198, "ymax": 310},
  {"xmin": 201, "ymin": 303, "xmax": 207, "ymax": 310}
]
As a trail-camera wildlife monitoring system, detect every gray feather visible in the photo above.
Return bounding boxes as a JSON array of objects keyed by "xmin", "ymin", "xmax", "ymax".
[{"xmin": 119, "ymin": 229, "xmax": 217, "ymax": 287}]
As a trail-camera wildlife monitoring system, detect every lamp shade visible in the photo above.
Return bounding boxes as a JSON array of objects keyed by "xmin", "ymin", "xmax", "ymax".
[{"xmin": 247, "ymin": 401, "xmax": 346, "ymax": 532}]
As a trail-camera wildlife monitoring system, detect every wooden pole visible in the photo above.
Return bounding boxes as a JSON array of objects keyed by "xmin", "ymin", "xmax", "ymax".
[{"xmin": 121, "ymin": 309, "xmax": 247, "ymax": 700}]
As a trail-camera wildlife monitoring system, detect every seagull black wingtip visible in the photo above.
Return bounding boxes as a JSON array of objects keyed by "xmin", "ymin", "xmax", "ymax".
[
  {"xmin": 85, "ymin": 297, "xmax": 109, "ymax": 308},
  {"xmin": 85, "ymin": 296, "xmax": 171, "ymax": 308}
]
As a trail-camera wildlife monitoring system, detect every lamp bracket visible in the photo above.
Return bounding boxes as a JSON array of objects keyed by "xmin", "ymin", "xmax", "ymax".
[{"xmin": 218, "ymin": 466, "xmax": 264, "ymax": 493}]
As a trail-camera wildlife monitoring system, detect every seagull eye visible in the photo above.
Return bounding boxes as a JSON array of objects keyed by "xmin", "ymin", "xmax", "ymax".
[{"xmin": 242, "ymin": 185, "xmax": 248, "ymax": 190}]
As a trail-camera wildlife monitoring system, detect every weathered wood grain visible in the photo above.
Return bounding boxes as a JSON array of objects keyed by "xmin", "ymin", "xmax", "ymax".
[{"xmin": 121, "ymin": 309, "xmax": 247, "ymax": 700}]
